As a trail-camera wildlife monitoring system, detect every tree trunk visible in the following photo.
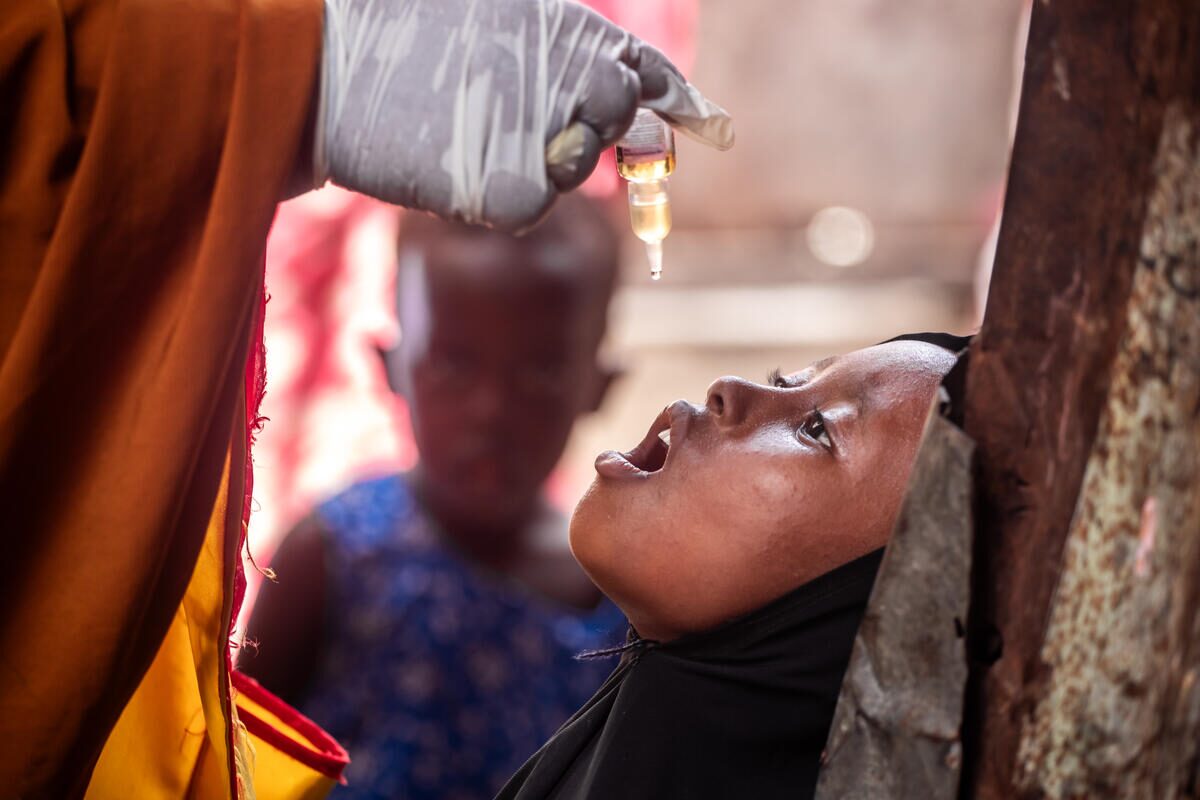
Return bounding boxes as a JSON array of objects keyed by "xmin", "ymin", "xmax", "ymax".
[{"xmin": 961, "ymin": 1, "xmax": 1200, "ymax": 797}]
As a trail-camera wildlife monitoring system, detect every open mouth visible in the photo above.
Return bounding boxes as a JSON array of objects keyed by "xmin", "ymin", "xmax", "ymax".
[{"xmin": 594, "ymin": 406, "xmax": 678, "ymax": 479}]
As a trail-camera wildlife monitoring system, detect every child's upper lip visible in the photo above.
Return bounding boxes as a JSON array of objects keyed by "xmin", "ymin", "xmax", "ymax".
[
  {"xmin": 593, "ymin": 401, "xmax": 696, "ymax": 480},
  {"xmin": 664, "ymin": 399, "xmax": 695, "ymax": 458},
  {"xmin": 624, "ymin": 400, "xmax": 694, "ymax": 473}
]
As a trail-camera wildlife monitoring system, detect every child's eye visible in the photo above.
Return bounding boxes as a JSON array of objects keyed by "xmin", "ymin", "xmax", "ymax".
[
  {"xmin": 800, "ymin": 411, "xmax": 831, "ymax": 448},
  {"xmin": 767, "ymin": 368, "xmax": 788, "ymax": 389}
]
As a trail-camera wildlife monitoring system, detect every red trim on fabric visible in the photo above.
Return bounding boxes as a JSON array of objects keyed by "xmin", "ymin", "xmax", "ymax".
[
  {"xmin": 223, "ymin": 267, "xmax": 270, "ymax": 797},
  {"xmin": 232, "ymin": 671, "xmax": 350, "ymax": 783},
  {"xmin": 233, "ymin": 281, "xmax": 269, "ymax": 639}
]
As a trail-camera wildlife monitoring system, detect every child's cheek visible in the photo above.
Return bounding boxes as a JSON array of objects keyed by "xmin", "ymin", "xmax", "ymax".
[{"xmin": 746, "ymin": 465, "xmax": 795, "ymax": 506}]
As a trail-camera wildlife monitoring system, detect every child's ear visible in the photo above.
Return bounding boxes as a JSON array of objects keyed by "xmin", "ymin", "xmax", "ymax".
[{"xmin": 584, "ymin": 358, "xmax": 624, "ymax": 414}]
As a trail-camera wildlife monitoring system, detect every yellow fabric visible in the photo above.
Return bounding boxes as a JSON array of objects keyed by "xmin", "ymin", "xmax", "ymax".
[
  {"xmin": 83, "ymin": 588, "xmax": 208, "ymax": 799},
  {"xmin": 235, "ymin": 699, "xmax": 340, "ymax": 800},
  {"xmin": 86, "ymin": 455, "xmax": 240, "ymax": 799},
  {"xmin": 238, "ymin": 699, "xmax": 314, "ymax": 754},
  {"xmin": 86, "ymin": 456, "xmax": 335, "ymax": 800},
  {"xmin": 240, "ymin": 732, "xmax": 337, "ymax": 800}
]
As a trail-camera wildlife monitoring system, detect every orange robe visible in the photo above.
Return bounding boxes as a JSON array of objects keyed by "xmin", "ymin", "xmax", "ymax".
[{"xmin": 1, "ymin": 0, "xmax": 346, "ymax": 796}]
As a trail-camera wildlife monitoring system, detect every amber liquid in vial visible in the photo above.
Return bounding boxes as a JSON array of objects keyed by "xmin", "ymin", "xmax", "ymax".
[
  {"xmin": 616, "ymin": 110, "xmax": 675, "ymax": 280},
  {"xmin": 616, "ymin": 152, "xmax": 676, "ymax": 182}
]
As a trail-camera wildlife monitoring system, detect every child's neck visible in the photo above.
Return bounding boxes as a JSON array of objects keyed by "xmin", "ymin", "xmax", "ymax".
[
  {"xmin": 411, "ymin": 471, "xmax": 535, "ymax": 561},
  {"xmin": 411, "ymin": 469, "xmax": 601, "ymax": 611}
]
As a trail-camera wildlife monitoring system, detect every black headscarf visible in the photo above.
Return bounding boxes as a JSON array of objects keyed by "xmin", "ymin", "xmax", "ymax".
[
  {"xmin": 497, "ymin": 331, "xmax": 971, "ymax": 800},
  {"xmin": 496, "ymin": 549, "xmax": 885, "ymax": 800}
]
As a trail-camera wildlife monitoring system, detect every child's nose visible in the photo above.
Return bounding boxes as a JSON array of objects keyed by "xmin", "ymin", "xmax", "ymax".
[{"xmin": 705, "ymin": 376, "xmax": 758, "ymax": 426}]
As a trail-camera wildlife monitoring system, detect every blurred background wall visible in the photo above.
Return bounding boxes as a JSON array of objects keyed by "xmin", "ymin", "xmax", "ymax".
[
  {"xmin": 240, "ymin": 0, "xmax": 1027, "ymax": 627},
  {"xmin": 575, "ymin": 0, "xmax": 1025, "ymax": 499}
]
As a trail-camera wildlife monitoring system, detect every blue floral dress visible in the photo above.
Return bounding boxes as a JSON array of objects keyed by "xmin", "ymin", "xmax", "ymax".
[{"xmin": 299, "ymin": 474, "xmax": 627, "ymax": 800}]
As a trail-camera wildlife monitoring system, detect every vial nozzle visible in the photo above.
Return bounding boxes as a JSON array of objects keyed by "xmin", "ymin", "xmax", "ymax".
[
  {"xmin": 626, "ymin": 179, "xmax": 671, "ymax": 279},
  {"xmin": 645, "ymin": 240, "xmax": 663, "ymax": 281}
]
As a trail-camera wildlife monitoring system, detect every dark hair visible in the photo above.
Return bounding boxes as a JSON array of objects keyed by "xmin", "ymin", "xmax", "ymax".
[{"xmin": 396, "ymin": 192, "xmax": 621, "ymax": 308}]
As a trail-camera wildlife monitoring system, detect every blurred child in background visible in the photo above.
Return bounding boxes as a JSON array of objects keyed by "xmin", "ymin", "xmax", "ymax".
[{"xmin": 244, "ymin": 194, "xmax": 627, "ymax": 799}]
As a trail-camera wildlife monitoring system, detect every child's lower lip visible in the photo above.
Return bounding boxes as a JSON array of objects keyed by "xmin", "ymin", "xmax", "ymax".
[{"xmin": 594, "ymin": 450, "xmax": 652, "ymax": 480}]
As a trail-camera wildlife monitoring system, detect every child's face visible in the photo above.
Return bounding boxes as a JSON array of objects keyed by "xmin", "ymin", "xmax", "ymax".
[
  {"xmin": 395, "ymin": 233, "xmax": 612, "ymax": 530},
  {"xmin": 569, "ymin": 341, "xmax": 956, "ymax": 641}
]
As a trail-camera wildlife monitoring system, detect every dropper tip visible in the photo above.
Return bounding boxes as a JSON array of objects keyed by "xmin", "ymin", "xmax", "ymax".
[{"xmin": 645, "ymin": 240, "xmax": 664, "ymax": 282}]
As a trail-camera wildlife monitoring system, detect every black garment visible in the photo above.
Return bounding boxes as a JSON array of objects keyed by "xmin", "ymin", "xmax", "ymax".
[
  {"xmin": 496, "ymin": 549, "xmax": 884, "ymax": 800},
  {"xmin": 882, "ymin": 330, "xmax": 972, "ymax": 354}
]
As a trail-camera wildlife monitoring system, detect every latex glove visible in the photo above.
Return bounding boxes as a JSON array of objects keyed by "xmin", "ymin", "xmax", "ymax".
[{"xmin": 315, "ymin": 0, "xmax": 733, "ymax": 232}]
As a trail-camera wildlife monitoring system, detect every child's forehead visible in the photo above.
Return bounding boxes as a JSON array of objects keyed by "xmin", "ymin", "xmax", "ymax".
[
  {"xmin": 417, "ymin": 240, "xmax": 608, "ymax": 307},
  {"xmin": 782, "ymin": 343, "xmax": 941, "ymax": 393},
  {"xmin": 796, "ymin": 341, "xmax": 949, "ymax": 373}
]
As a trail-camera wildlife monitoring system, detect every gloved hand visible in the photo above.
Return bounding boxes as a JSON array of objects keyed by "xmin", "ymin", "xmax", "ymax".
[{"xmin": 315, "ymin": 0, "xmax": 733, "ymax": 233}]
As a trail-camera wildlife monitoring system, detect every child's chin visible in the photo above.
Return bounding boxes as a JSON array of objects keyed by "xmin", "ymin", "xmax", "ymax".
[{"xmin": 568, "ymin": 488, "xmax": 623, "ymax": 575}]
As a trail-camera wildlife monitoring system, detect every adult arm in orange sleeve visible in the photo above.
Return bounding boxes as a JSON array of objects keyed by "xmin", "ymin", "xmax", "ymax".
[{"xmin": 0, "ymin": 0, "xmax": 322, "ymax": 795}]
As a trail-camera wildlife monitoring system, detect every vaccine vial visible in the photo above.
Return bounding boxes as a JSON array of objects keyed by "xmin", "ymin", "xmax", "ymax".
[{"xmin": 616, "ymin": 109, "xmax": 675, "ymax": 281}]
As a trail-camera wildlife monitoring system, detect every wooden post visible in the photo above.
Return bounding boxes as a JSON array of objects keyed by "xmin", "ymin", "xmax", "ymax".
[{"xmin": 962, "ymin": 1, "xmax": 1200, "ymax": 796}]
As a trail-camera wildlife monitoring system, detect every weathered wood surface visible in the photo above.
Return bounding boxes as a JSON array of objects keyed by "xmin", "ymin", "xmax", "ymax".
[
  {"xmin": 961, "ymin": 1, "xmax": 1200, "ymax": 797},
  {"xmin": 816, "ymin": 405, "xmax": 975, "ymax": 800},
  {"xmin": 1010, "ymin": 102, "xmax": 1200, "ymax": 799}
]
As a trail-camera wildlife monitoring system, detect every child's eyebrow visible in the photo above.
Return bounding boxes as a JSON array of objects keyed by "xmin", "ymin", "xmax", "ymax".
[
  {"xmin": 771, "ymin": 356, "xmax": 839, "ymax": 388},
  {"xmin": 811, "ymin": 355, "xmax": 838, "ymax": 373},
  {"xmin": 768, "ymin": 368, "xmax": 807, "ymax": 388}
]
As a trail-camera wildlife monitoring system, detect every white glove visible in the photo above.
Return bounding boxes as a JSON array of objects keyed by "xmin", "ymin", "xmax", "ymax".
[{"xmin": 315, "ymin": 0, "xmax": 734, "ymax": 233}]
